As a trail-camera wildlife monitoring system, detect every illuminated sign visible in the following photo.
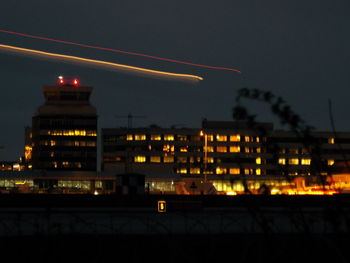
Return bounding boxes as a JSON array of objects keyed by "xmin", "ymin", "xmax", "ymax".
[{"xmin": 157, "ymin": 200, "xmax": 166, "ymax": 213}]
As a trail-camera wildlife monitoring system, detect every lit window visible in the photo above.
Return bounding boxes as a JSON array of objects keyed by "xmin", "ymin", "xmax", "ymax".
[
  {"xmin": 256, "ymin": 157, "xmax": 261, "ymax": 164},
  {"xmin": 24, "ymin": 145, "xmax": 32, "ymax": 160},
  {"xmin": 244, "ymin": 168, "xmax": 253, "ymax": 175},
  {"xmin": 87, "ymin": 141, "xmax": 96, "ymax": 147},
  {"xmin": 256, "ymin": 168, "xmax": 261, "ymax": 175},
  {"xmin": 164, "ymin": 156, "xmax": 174, "ymax": 163},
  {"xmin": 229, "ymin": 168, "xmax": 240, "ymax": 175},
  {"xmin": 206, "ymin": 146, "xmax": 214, "ymax": 152},
  {"xmin": 62, "ymin": 161, "xmax": 69, "ymax": 168},
  {"xmin": 288, "ymin": 158, "xmax": 299, "ymax": 165},
  {"xmin": 207, "ymin": 135, "xmax": 214, "ymax": 142},
  {"xmin": 134, "ymin": 156, "xmax": 146, "ymax": 163},
  {"xmin": 229, "ymin": 146, "xmax": 240, "ymax": 153},
  {"xmin": 329, "ymin": 137, "xmax": 335, "ymax": 144},
  {"xmin": 216, "ymin": 135, "xmax": 227, "ymax": 142},
  {"xmin": 177, "ymin": 157, "xmax": 187, "ymax": 163},
  {"xmin": 245, "ymin": 136, "xmax": 250, "ymax": 142},
  {"xmin": 126, "ymin": 134, "xmax": 133, "ymax": 141},
  {"xmin": 164, "ymin": 135, "xmax": 174, "ymax": 141},
  {"xmin": 216, "ymin": 146, "xmax": 227, "ymax": 153},
  {"xmin": 151, "ymin": 135, "xmax": 161, "ymax": 141},
  {"xmin": 301, "ymin": 158, "xmax": 311, "ymax": 165},
  {"xmin": 177, "ymin": 135, "xmax": 187, "ymax": 141},
  {"xmin": 244, "ymin": 147, "xmax": 250, "ymax": 153},
  {"xmin": 256, "ymin": 137, "xmax": 260, "ymax": 143},
  {"xmin": 328, "ymin": 159, "xmax": 335, "ymax": 166},
  {"xmin": 150, "ymin": 156, "xmax": 161, "ymax": 163},
  {"xmin": 207, "ymin": 157, "xmax": 214, "ymax": 163},
  {"xmin": 230, "ymin": 135, "xmax": 240, "ymax": 142},
  {"xmin": 163, "ymin": 145, "xmax": 174, "ymax": 152},
  {"xmin": 278, "ymin": 158, "xmax": 286, "ymax": 165},
  {"xmin": 50, "ymin": 140, "xmax": 56, "ymax": 146},
  {"xmin": 179, "ymin": 147, "xmax": 188, "ymax": 152},
  {"xmin": 256, "ymin": 147, "xmax": 261, "ymax": 153},
  {"xmin": 75, "ymin": 130, "xmax": 87, "ymax": 136},
  {"xmin": 134, "ymin": 134, "xmax": 146, "ymax": 140},
  {"xmin": 177, "ymin": 168, "xmax": 187, "ymax": 174},
  {"xmin": 216, "ymin": 167, "xmax": 227, "ymax": 175},
  {"xmin": 87, "ymin": 130, "xmax": 97, "ymax": 136},
  {"xmin": 190, "ymin": 168, "xmax": 201, "ymax": 174}
]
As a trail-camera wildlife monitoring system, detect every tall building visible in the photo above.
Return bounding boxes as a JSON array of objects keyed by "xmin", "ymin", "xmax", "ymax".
[{"xmin": 31, "ymin": 76, "xmax": 97, "ymax": 171}]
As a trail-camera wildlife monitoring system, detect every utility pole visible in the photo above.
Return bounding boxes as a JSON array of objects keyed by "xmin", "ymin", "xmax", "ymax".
[
  {"xmin": 114, "ymin": 113, "xmax": 147, "ymax": 128},
  {"xmin": 200, "ymin": 131, "xmax": 208, "ymax": 183}
]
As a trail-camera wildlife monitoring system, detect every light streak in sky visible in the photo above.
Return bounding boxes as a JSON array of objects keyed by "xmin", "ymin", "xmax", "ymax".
[
  {"xmin": 0, "ymin": 44, "xmax": 204, "ymax": 83},
  {"xmin": 0, "ymin": 29, "xmax": 241, "ymax": 73}
]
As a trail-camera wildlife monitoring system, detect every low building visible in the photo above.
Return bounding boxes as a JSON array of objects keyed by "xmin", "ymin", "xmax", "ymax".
[{"xmin": 101, "ymin": 120, "xmax": 350, "ymax": 194}]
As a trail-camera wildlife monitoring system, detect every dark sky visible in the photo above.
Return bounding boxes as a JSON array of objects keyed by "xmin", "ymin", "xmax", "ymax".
[{"xmin": 0, "ymin": 0, "xmax": 349, "ymax": 160}]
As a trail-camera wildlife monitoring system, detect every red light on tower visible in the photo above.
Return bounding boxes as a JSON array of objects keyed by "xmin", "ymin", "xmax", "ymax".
[
  {"xmin": 72, "ymin": 78, "xmax": 79, "ymax": 86},
  {"xmin": 58, "ymin": 76, "xmax": 64, "ymax": 85}
]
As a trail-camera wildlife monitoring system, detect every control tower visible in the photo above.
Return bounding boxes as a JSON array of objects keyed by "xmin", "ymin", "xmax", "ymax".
[{"xmin": 31, "ymin": 76, "xmax": 97, "ymax": 171}]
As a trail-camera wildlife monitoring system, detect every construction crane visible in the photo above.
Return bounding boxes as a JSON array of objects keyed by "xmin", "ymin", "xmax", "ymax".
[{"xmin": 114, "ymin": 113, "xmax": 147, "ymax": 129}]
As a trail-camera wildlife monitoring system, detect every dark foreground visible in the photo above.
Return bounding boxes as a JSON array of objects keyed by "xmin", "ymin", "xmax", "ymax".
[{"xmin": 0, "ymin": 194, "xmax": 349, "ymax": 263}]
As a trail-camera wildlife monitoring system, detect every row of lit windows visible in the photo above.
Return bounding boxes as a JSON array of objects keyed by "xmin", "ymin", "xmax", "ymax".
[
  {"xmin": 175, "ymin": 167, "xmax": 263, "ymax": 175},
  {"xmin": 132, "ymin": 156, "xmax": 264, "ymax": 165},
  {"xmin": 114, "ymin": 155, "xmax": 335, "ymax": 167},
  {"xmin": 146, "ymin": 144, "xmax": 262, "ymax": 153},
  {"xmin": 134, "ymin": 156, "xmax": 175, "ymax": 163},
  {"xmin": 40, "ymin": 140, "xmax": 97, "ymax": 147},
  {"xmin": 278, "ymin": 158, "xmax": 334, "ymax": 166},
  {"xmin": 127, "ymin": 134, "xmax": 175, "ymax": 141},
  {"xmin": 124, "ymin": 134, "xmax": 262, "ymax": 142},
  {"xmin": 42, "ymin": 130, "xmax": 97, "ymax": 136},
  {"xmin": 52, "ymin": 161, "xmax": 83, "ymax": 169},
  {"xmin": 209, "ymin": 146, "xmax": 262, "ymax": 153}
]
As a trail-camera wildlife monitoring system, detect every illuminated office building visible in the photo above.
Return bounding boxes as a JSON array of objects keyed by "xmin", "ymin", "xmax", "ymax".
[
  {"xmin": 31, "ymin": 77, "xmax": 97, "ymax": 171},
  {"xmin": 102, "ymin": 120, "xmax": 350, "ymax": 193}
]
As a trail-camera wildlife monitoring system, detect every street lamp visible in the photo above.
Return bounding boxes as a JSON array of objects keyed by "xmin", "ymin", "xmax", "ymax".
[{"xmin": 200, "ymin": 130, "xmax": 208, "ymax": 183}]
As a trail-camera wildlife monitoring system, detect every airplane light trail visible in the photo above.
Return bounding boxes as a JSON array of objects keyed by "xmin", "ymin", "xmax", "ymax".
[
  {"xmin": 0, "ymin": 44, "xmax": 203, "ymax": 82},
  {"xmin": 0, "ymin": 29, "xmax": 241, "ymax": 73}
]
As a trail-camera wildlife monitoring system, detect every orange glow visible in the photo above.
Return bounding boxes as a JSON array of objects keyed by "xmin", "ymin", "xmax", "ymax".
[
  {"xmin": 158, "ymin": 200, "xmax": 166, "ymax": 212},
  {"xmin": 284, "ymin": 188, "xmax": 338, "ymax": 195},
  {"xmin": 0, "ymin": 44, "xmax": 204, "ymax": 82}
]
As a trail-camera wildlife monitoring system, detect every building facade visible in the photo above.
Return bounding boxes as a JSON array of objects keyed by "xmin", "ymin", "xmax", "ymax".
[
  {"xmin": 101, "ymin": 120, "xmax": 350, "ymax": 193},
  {"xmin": 31, "ymin": 77, "xmax": 97, "ymax": 171}
]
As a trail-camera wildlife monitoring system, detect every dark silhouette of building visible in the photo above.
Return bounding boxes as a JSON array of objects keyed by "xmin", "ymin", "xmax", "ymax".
[{"xmin": 31, "ymin": 76, "xmax": 97, "ymax": 171}]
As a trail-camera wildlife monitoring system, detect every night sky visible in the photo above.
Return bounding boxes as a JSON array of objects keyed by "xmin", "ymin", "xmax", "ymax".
[{"xmin": 0, "ymin": 0, "xmax": 349, "ymax": 160}]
